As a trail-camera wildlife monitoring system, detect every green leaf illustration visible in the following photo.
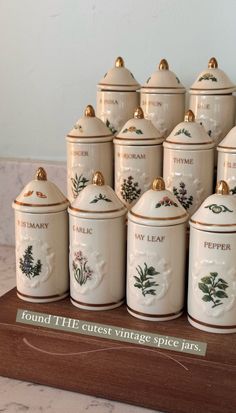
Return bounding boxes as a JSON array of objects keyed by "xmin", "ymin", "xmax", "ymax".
[
  {"xmin": 90, "ymin": 193, "xmax": 112, "ymax": 204},
  {"xmin": 200, "ymin": 276, "xmax": 212, "ymax": 284},
  {"xmin": 204, "ymin": 204, "xmax": 233, "ymax": 214},
  {"xmin": 198, "ymin": 272, "xmax": 229, "ymax": 308},
  {"xmin": 133, "ymin": 262, "xmax": 159, "ymax": 297},
  {"xmin": 71, "ymin": 173, "xmax": 89, "ymax": 198},
  {"xmin": 120, "ymin": 176, "xmax": 141, "ymax": 204},
  {"xmin": 215, "ymin": 290, "xmax": 228, "ymax": 299},
  {"xmin": 19, "ymin": 245, "xmax": 42, "ymax": 279},
  {"xmin": 173, "ymin": 182, "xmax": 193, "ymax": 210}
]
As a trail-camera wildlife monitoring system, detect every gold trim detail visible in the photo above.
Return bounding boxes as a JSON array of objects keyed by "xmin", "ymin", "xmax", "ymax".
[
  {"xmin": 134, "ymin": 107, "xmax": 144, "ymax": 119},
  {"xmin": 152, "ymin": 177, "xmax": 165, "ymax": 191},
  {"xmin": 190, "ymin": 86, "xmax": 235, "ymax": 91},
  {"xmin": 115, "ymin": 56, "xmax": 124, "ymax": 68},
  {"xmin": 184, "ymin": 109, "xmax": 195, "ymax": 122},
  {"xmin": 69, "ymin": 205, "xmax": 125, "ymax": 214},
  {"xmin": 67, "ymin": 133, "xmax": 113, "ymax": 139},
  {"xmin": 99, "ymin": 82, "xmax": 138, "ymax": 87},
  {"xmin": 93, "ymin": 171, "xmax": 105, "ymax": 186},
  {"xmin": 114, "ymin": 136, "xmax": 163, "ymax": 143},
  {"xmin": 159, "ymin": 58, "xmax": 169, "ymax": 71},
  {"xmin": 218, "ymin": 145, "xmax": 236, "ymax": 150},
  {"xmin": 165, "ymin": 140, "xmax": 213, "ymax": 145},
  {"xmin": 190, "ymin": 218, "xmax": 236, "ymax": 227},
  {"xmin": 17, "ymin": 290, "xmax": 69, "ymax": 299},
  {"xmin": 208, "ymin": 57, "xmax": 218, "ymax": 69},
  {"xmin": 130, "ymin": 211, "xmax": 188, "ymax": 221},
  {"xmin": 84, "ymin": 105, "xmax": 95, "ymax": 117},
  {"xmin": 36, "ymin": 167, "xmax": 47, "ymax": 181},
  {"xmin": 215, "ymin": 180, "xmax": 229, "ymax": 195},
  {"xmin": 188, "ymin": 313, "xmax": 236, "ymax": 329},
  {"xmin": 142, "ymin": 86, "xmax": 185, "ymax": 90},
  {"xmin": 127, "ymin": 305, "xmax": 183, "ymax": 318},
  {"xmin": 14, "ymin": 200, "xmax": 68, "ymax": 207},
  {"xmin": 71, "ymin": 296, "xmax": 125, "ymax": 307}
]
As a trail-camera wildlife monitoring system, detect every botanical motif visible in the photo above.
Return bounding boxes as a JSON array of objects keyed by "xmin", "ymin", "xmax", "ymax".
[
  {"xmin": 120, "ymin": 176, "xmax": 141, "ymax": 203},
  {"xmin": 19, "ymin": 245, "xmax": 42, "ymax": 279},
  {"xmin": 90, "ymin": 193, "xmax": 112, "ymax": 204},
  {"xmin": 155, "ymin": 196, "xmax": 178, "ymax": 208},
  {"xmin": 198, "ymin": 272, "xmax": 229, "ymax": 308},
  {"xmin": 133, "ymin": 263, "xmax": 159, "ymax": 297},
  {"xmin": 174, "ymin": 128, "xmax": 191, "ymax": 138},
  {"xmin": 198, "ymin": 73, "xmax": 217, "ymax": 82},
  {"xmin": 71, "ymin": 173, "xmax": 89, "ymax": 198},
  {"xmin": 176, "ymin": 76, "xmax": 180, "ymax": 84},
  {"xmin": 106, "ymin": 119, "xmax": 117, "ymax": 135},
  {"xmin": 36, "ymin": 191, "xmax": 47, "ymax": 199},
  {"xmin": 230, "ymin": 186, "xmax": 236, "ymax": 195},
  {"xmin": 146, "ymin": 76, "xmax": 151, "ymax": 84},
  {"xmin": 24, "ymin": 190, "xmax": 34, "ymax": 197},
  {"xmin": 74, "ymin": 123, "xmax": 83, "ymax": 132},
  {"xmin": 173, "ymin": 182, "xmax": 193, "ymax": 210},
  {"xmin": 73, "ymin": 250, "xmax": 94, "ymax": 286},
  {"xmin": 204, "ymin": 204, "xmax": 233, "ymax": 214},
  {"xmin": 122, "ymin": 126, "xmax": 143, "ymax": 135}
]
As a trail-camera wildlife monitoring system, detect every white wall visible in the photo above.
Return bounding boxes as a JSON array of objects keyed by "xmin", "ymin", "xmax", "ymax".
[{"xmin": 0, "ymin": 0, "xmax": 236, "ymax": 161}]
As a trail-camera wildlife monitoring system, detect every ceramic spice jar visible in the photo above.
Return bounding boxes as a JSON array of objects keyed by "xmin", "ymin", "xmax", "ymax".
[
  {"xmin": 114, "ymin": 107, "xmax": 164, "ymax": 209},
  {"xmin": 140, "ymin": 59, "xmax": 186, "ymax": 138},
  {"xmin": 66, "ymin": 104, "xmax": 113, "ymax": 203},
  {"xmin": 96, "ymin": 56, "xmax": 140, "ymax": 135},
  {"xmin": 163, "ymin": 110, "xmax": 214, "ymax": 217},
  {"xmin": 217, "ymin": 126, "xmax": 236, "ymax": 194},
  {"xmin": 126, "ymin": 177, "xmax": 188, "ymax": 321},
  {"xmin": 12, "ymin": 167, "xmax": 69, "ymax": 303},
  {"xmin": 68, "ymin": 171, "xmax": 127, "ymax": 310},
  {"xmin": 189, "ymin": 57, "xmax": 236, "ymax": 148},
  {"xmin": 188, "ymin": 181, "xmax": 236, "ymax": 333}
]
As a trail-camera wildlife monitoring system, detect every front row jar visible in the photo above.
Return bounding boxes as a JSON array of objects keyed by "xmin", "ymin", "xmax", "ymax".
[
  {"xmin": 12, "ymin": 167, "xmax": 69, "ymax": 302},
  {"xmin": 188, "ymin": 181, "xmax": 236, "ymax": 333},
  {"xmin": 68, "ymin": 172, "xmax": 127, "ymax": 310},
  {"xmin": 127, "ymin": 177, "xmax": 188, "ymax": 321}
]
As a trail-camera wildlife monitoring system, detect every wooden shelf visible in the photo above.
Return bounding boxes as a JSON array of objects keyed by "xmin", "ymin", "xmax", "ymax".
[{"xmin": 0, "ymin": 288, "xmax": 235, "ymax": 413}]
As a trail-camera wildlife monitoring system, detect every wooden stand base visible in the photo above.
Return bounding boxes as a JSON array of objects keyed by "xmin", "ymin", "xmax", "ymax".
[{"xmin": 0, "ymin": 288, "xmax": 235, "ymax": 413}]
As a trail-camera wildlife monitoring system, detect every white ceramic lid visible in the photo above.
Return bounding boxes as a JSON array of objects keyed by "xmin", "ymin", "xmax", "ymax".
[
  {"xmin": 190, "ymin": 57, "xmax": 235, "ymax": 95},
  {"xmin": 69, "ymin": 171, "xmax": 126, "ymax": 219},
  {"xmin": 164, "ymin": 110, "xmax": 214, "ymax": 150},
  {"xmin": 129, "ymin": 177, "xmax": 188, "ymax": 226},
  {"xmin": 217, "ymin": 126, "xmax": 236, "ymax": 153},
  {"xmin": 141, "ymin": 59, "xmax": 185, "ymax": 94},
  {"xmin": 66, "ymin": 105, "xmax": 113, "ymax": 143},
  {"xmin": 97, "ymin": 56, "xmax": 140, "ymax": 91},
  {"xmin": 114, "ymin": 107, "xmax": 163, "ymax": 146},
  {"xmin": 12, "ymin": 167, "xmax": 69, "ymax": 213},
  {"xmin": 190, "ymin": 181, "xmax": 236, "ymax": 232}
]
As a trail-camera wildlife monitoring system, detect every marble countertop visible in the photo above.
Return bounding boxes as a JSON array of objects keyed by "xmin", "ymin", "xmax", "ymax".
[{"xmin": 0, "ymin": 245, "xmax": 158, "ymax": 413}]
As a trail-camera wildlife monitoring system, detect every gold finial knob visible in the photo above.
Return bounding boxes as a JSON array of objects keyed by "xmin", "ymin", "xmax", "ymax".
[
  {"xmin": 152, "ymin": 177, "xmax": 165, "ymax": 191},
  {"xmin": 93, "ymin": 171, "xmax": 105, "ymax": 186},
  {"xmin": 215, "ymin": 180, "xmax": 230, "ymax": 195},
  {"xmin": 184, "ymin": 109, "xmax": 195, "ymax": 122},
  {"xmin": 115, "ymin": 56, "xmax": 124, "ymax": 68},
  {"xmin": 84, "ymin": 105, "xmax": 95, "ymax": 117},
  {"xmin": 159, "ymin": 59, "xmax": 169, "ymax": 70},
  {"xmin": 35, "ymin": 167, "xmax": 47, "ymax": 181},
  {"xmin": 208, "ymin": 57, "xmax": 218, "ymax": 69},
  {"xmin": 134, "ymin": 107, "xmax": 144, "ymax": 119}
]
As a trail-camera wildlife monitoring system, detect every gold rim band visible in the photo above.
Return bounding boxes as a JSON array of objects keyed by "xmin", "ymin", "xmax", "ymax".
[
  {"xmin": 99, "ymin": 82, "xmax": 139, "ymax": 87},
  {"xmin": 218, "ymin": 145, "xmax": 236, "ymax": 150},
  {"xmin": 115, "ymin": 137, "xmax": 163, "ymax": 142},
  {"xmin": 17, "ymin": 290, "xmax": 69, "ymax": 299},
  {"xmin": 127, "ymin": 305, "xmax": 183, "ymax": 318},
  {"xmin": 165, "ymin": 140, "xmax": 213, "ymax": 145},
  {"xmin": 190, "ymin": 218, "xmax": 236, "ymax": 227},
  {"xmin": 14, "ymin": 200, "xmax": 68, "ymax": 207},
  {"xmin": 142, "ymin": 86, "xmax": 185, "ymax": 90},
  {"xmin": 71, "ymin": 296, "xmax": 125, "ymax": 307},
  {"xmin": 188, "ymin": 313, "xmax": 236, "ymax": 329},
  {"xmin": 69, "ymin": 206, "xmax": 125, "ymax": 214},
  {"xmin": 130, "ymin": 210, "xmax": 188, "ymax": 221},
  {"xmin": 67, "ymin": 134, "xmax": 113, "ymax": 139},
  {"xmin": 190, "ymin": 86, "xmax": 235, "ymax": 91}
]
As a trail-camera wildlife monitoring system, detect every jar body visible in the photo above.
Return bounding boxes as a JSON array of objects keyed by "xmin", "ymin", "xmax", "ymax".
[
  {"xmin": 114, "ymin": 144, "xmax": 163, "ymax": 208},
  {"xmin": 163, "ymin": 147, "xmax": 214, "ymax": 216},
  {"xmin": 67, "ymin": 141, "xmax": 113, "ymax": 202},
  {"xmin": 188, "ymin": 227, "xmax": 236, "ymax": 333},
  {"xmin": 15, "ymin": 210, "xmax": 69, "ymax": 302},
  {"xmin": 69, "ymin": 215, "xmax": 126, "ymax": 310},
  {"xmin": 140, "ymin": 93, "xmax": 185, "ymax": 138},
  {"xmin": 217, "ymin": 151, "xmax": 236, "ymax": 194},
  {"xmin": 96, "ymin": 90, "xmax": 139, "ymax": 135},
  {"xmin": 189, "ymin": 94, "xmax": 236, "ymax": 146},
  {"xmin": 127, "ymin": 220, "xmax": 186, "ymax": 320}
]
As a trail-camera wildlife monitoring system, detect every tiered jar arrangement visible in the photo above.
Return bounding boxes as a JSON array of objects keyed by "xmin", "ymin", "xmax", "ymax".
[{"xmin": 12, "ymin": 56, "xmax": 236, "ymax": 335}]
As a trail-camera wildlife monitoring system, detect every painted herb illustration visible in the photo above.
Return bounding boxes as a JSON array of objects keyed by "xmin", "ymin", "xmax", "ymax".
[
  {"xmin": 120, "ymin": 176, "xmax": 141, "ymax": 203},
  {"xmin": 230, "ymin": 186, "xmax": 236, "ymax": 195},
  {"xmin": 198, "ymin": 272, "xmax": 229, "ymax": 308},
  {"xmin": 133, "ymin": 263, "xmax": 159, "ymax": 297},
  {"xmin": 74, "ymin": 123, "xmax": 83, "ymax": 132},
  {"xmin": 19, "ymin": 245, "xmax": 42, "ymax": 279},
  {"xmin": 122, "ymin": 126, "xmax": 143, "ymax": 135},
  {"xmin": 174, "ymin": 128, "xmax": 191, "ymax": 138},
  {"xmin": 73, "ymin": 251, "xmax": 94, "ymax": 286},
  {"xmin": 146, "ymin": 76, "xmax": 151, "ymax": 84},
  {"xmin": 173, "ymin": 182, "xmax": 193, "ymax": 210},
  {"xmin": 204, "ymin": 204, "xmax": 233, "ymax": 214},
  {"xmin": 176, "ymin": 76, "xmax": 180, "ymax": 84},
  {"xmin": 71, "ymin": 173, "xmax": 89, "ymax": 198},
  {"xmin": 106, "ymin": 119, "xmax": 117, "ymax": 135},
  {"xmin": 90, "ymin": 193, "xmax": 112, "ymax": 204},
  {"xmin": 198, "ymin": 73, "xmax": 217, "ymax": 82},
  {"xmin": 156, "ymin": 196, "xmax": 178, "ymax": 208}
]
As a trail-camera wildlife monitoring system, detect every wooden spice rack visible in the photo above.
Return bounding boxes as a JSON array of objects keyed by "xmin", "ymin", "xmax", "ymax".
[{"xmin": 0, "ymin": 288, "xmax": 235, "ymax": 413}]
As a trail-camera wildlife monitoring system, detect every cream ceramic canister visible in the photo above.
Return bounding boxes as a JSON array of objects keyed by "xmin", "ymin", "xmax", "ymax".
[
  {"xmin": 68, "ymin": 171, "xmax": 127, "ymax": 310},
  {"xmin": 188, "ymin": 181, "xmax": 236, "ymax": 333},
  {"xmin": 163, "ymin": 110, "xmax": 214, "ymax": 217},
  {"xmin": 217, "ymin": 126, "xmax": 236, "ymax": 195},
  {"xmin": 114, "ymin": 107, "xmax": 164, "ymax": 209},
  {"xmin": 189, "ymin": 57, "xmax": 236, "ymax": 149},
  {"xmin": 66, "ymin": 104, "xmax": 113, "ymax": 203},
  {"xmin": 140, "ymin": 59, "xmax": 186, "ymax": 138},
  {"xmin": 96, "ymin": 56, "xmax": 140, "ymax": 135},
  {"xmin": 12, "ymin": 167, "xmax": 69, "ymax": 303},
  {"xmin": 127, "ymin": 177, "xmax": 188, "ymax": 321}
]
